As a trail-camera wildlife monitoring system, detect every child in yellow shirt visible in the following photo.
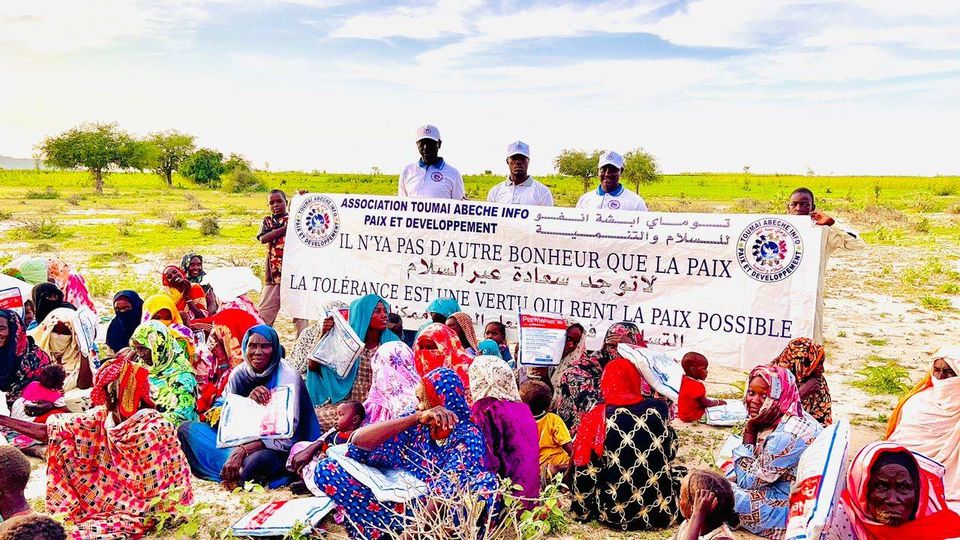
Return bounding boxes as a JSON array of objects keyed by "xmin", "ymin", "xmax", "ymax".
[{"xmin": 520, "ymin": 380, "xmax": 573, "ymax": 485}]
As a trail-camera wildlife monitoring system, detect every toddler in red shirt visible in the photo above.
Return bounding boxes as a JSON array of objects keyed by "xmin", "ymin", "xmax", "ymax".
[{"xmin": 677, "ymin": 352, "xmax": 725, "ymax": 422}]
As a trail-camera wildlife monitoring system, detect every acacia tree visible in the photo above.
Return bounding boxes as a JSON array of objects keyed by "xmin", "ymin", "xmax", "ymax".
[
  {"xmin": 622, "ymin": 147, "xmax": 661, "ymax": 192},
  {"xmin": 554, "ymin": 149, "xmax": 602, "ymax": 191},
  {"xmin": 179, "ymin": 148, "xmax": 225, "ymax": 187},
  {"xmin": 39, "ymin": 122, "xmax": 156, "ymax": 193},
  {"xmin": 148, "ymin": 130, "xmax": 196, "ymax": 186}
]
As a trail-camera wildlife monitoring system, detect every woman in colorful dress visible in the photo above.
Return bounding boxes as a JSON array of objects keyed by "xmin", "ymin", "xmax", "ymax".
[
  {"xmin": 46, "ymin": 258, "xmax": 96, "ymax": 315},
  {"xmin": 885, "ymin": 346, "xmax": 960, "ymax": 505},
  {"xmin": 732, "ymin": 365, "xmax": 823, "ymax": 539},
  {"xmin": 0, "ymin": 356, "xmax": 194, "ymax": 540},
  {"xmin": 769, "ymin": 337, "xmax": 832, "ymax": 425},
  {"xmin": 307, "ymin": 294, "xmax": 401, "ymax": 429},
  {"xmin": 554, "ymin": 322, "xmax": 638, "ymax": 436},
  {"xmin": 0, "ymin": 310, "xmax": 50, "ymax": 408},
  {"xmin": 178, "ymin": 325, "xmax": 320, "ymax": 488},
  {"xmin": 30, "ymin": 307, "xmax": 96, "ymax": 410},
  {"xmin": 468, "ymin": 355, "xmax": 540, "ymax": 505},
  {"xmin": 571, "ymin": 357, "xmax": 681, "ymax": 531},
  {"xmin": 305, "ymin": 367, "xmax": 498, "ymax": 539},
  {"xmin": 130, "ymin": 321, "xmax": 198, "ymax": 426},
  {"xmin": 142, "ymin": 294, "xmax": 199, "ymax": 368},
  {"xmin": 161, "ymin": 266, "xmax": 207, "ymax": 323},
  {"xmin": 105, "ymin": 290, "xmax": 143, "ymax": 356},
  {"xmin": 192, "ymin": 308, "xmax": 258, "ymax": 417},
  {"xmin": 363, "ymin": 341, "xmax": 421, "ymax": 424},
  {"xmin": 413, "ymin": 323, "xmax": 474, "ymax": 392}
]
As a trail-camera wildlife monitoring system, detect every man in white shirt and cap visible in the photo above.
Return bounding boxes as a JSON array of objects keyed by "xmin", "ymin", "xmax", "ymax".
[
  {"xmin": 575, "ymin": 150, "xmax": 648, "ymax": 211},
  {"xmin": 486, "ymin": 140, "xmax": 554, "ymax": 206},
  {"xmin": 398, "ymin": 124, "xmax": 465, "ymax": 200}
]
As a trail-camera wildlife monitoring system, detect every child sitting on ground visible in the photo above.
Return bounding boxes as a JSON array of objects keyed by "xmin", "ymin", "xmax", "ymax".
[
  {"xmin": 520, "ymin": 380, "xmax": 572, "ymax": 485},
  {"xmin": 483, "ymin": 321, "xmax": 513, "ymax": 364},
  {"xmin": 676, "ymin": 468, "xmax": 737, "ymax": 540},
  {"xmin": 677, "ymin": 352, "xmax": 725, "ymax": 423},
  {"xmin": 12, "ymin": 364, "xmax": 68, "ymax": 423}
]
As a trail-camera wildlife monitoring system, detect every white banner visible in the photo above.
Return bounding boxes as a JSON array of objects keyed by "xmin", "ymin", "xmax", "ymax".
[{"xmin": 280, "ymin": 194, "xmax": 824, "ymax": 369}]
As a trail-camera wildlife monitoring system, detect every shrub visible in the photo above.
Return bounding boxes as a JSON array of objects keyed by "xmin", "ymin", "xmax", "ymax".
[
  {"xmin": 920, "ymin": 295, "xmax": 951, "ymax": 310},
  {"xmin": 221, "ymin": 169, "xmax": 265, "ymax": 193},
  {"xmin": 200, "ymin": 216, "xmax": 220, "ymax": 236},
  {"xmin": 852, "ymin": 363, "xmax": 910, "ymax": 395},
  {"xmin": 912, "ymin": 217, "xmax": 931, "ymax": 233},
  {"xmin": 932, "ymin": 184, "xmax": 956, "ymax": 196},
  {"xmin": 25, "ymin": 186, "xmax": 60, "ymax": 199},
  {"xmin": 66, "ymin": 193, "xmax": 84, "ymax": 206},
  {"xmin": 16, "ymin": 218, "xmax": 62, "ymax": 239},
  {"xmin": 167, "ymin": 214, "xmax": 187, "ymax": 229},
  {"xmin": 0, "ymin": 210, "xmax": 12, "ymax": 220},
  {"xmin": 184, "ymin": 193, "xmax": 204, "ymax": 210}
]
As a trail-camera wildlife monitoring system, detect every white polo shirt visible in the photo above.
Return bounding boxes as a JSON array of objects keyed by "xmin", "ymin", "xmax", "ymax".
[
  {"xmin": 398, "ymin": 158, "xmax": 465, "ymax": 200},
  {"xmin": 575, "ymin": 184, "xmax": 648, "ymax": 211},
  {"xmin": 486, "ymin": 176, "xmax": 554, "ymax": 206}
]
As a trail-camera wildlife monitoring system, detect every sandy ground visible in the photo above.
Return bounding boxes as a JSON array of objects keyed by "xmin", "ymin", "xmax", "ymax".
[{"xmin": 17, "ymin": 240, "xmax": 959, "ymax": 539}]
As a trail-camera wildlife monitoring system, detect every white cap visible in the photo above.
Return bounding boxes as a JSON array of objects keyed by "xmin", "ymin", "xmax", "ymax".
[
  {"xmin": 416, "ymin": 125, "xmax": 440, "ymax": 142},
  {"xmin": 598, "ymin": 150, "xmax": 624, "ymax": 170},
  {"xmin": 506, "ymin": 140, "xmax": 530, "ymax": 158}
]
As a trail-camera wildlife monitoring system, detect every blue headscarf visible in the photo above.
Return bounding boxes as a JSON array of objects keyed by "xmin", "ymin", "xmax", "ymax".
[
  {"xmin": 106, "ymin": 290, "xmax": 144, "ymax": 353},
  {"xmin": 475, "ymin": 339, "xmax": 502, "ymax": 358},
  {"xmin": 306, "ymin": 294, "xmax": 400, "ymax": 406},
  {"xmin": 427, "ymin": 296, "xmax": 461, "ymax": 319}
]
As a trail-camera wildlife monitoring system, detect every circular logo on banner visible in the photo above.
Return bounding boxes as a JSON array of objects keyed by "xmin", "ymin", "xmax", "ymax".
[
  {"xmin": 607, "ymin": 199, "xmax": 621, "ymax": 210},
  {"xmin": 430, "ymin": 172, "xmax": 443, "ymax": 182},
  {"xmin": 736, "ymin": 218, "xmax": 804, "ymax": 282},
  {"xmin": 294, "ymin": 195, "xmax": 340, "ymax": 248}
]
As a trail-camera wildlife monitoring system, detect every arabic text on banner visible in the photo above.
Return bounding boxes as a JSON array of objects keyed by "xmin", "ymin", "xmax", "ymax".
[{"xmin": 280, "ymin": 194, "xmax": 825, "ymax": 369}]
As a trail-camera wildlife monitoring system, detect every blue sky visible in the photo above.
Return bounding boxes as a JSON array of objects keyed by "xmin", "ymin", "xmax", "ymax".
[{"xmin": 1, "ymin": 0, "xmax": 959, "ymax": 175}]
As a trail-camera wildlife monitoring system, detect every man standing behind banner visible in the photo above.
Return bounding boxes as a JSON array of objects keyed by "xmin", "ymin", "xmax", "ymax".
[
  {"xmin": 788, "ymin": 187, "xmax": 865, "ymax": 344},
  {"xmin": 398, "ymin": 124, "xmax": 465, "ymax": 200},
  {"xmin": 487, "ymin": 141, "xmax": 554, "ymax": 206},
  {"xmin": 575, "ymin": 150, "xmax": 648, "ymax": 211}
]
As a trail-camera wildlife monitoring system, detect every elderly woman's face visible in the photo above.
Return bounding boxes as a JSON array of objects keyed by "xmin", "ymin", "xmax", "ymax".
[
  {"xmin": 0, "ymin": 317, "xmax": 9, "ymax": 348},
  {"xmin": 132, "ymin": 341, "xmax": 152, "ymax": 366},
  {"xmin": 932, "ymin": 358, "xmax": 957, "ymax": 380},
  {"xmin": 744, "ymin": 376, "xmax": 769, "ymax": 417},
  {"xmin": 867, "ymin": 462, "xmax": 917, "ymax": 525},
  {"xmin": 245, "ymin": 333, "xmax": 273, "ymax": 373}
]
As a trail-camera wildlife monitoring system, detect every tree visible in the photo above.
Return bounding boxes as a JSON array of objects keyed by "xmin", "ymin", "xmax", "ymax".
[
  {"xmin": 39, "ymin": 122, "xmax": 156, "ymax": 193},
  {"xmin": 148, "ymin": 130, "xmax": 196, "ymax": 186},
  {"xmin": 223, "ymin": 153, "xmax": 251, "ymax": 174},
  {"xmin": 179, "ymin": 148, "xmax": 225, "ymax": 186},
  {"xmin": 622, "ymin": 147, "xmax": 661, "ymax": 192},
  {"xmin": 554, "ymin": 149, "xmax": 602, "ymax": 191}
]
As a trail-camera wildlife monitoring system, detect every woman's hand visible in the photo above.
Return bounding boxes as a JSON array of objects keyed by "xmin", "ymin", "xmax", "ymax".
[
  {"xmin": 221, "ymin": 447, "xmax": 246, "ymax": 488},
  {"xmin": 23, "ymin": 400, "xmax": 57, "ymax": 417},
  {"xmin": 692, "ymin": 488, "xmax": 718, "ymax": 514},
  {"xmin": 320, "ymin": 317, "xmax": 334, "ymax": 337},
  {"xmin": 418, "ymin": 406, "xmax": 457, "ymax": 432},
  {"xmin": 249, "ymin": 386, "xmax": 271, "ymax": 405},
  {"xmin": 307, "ymin": 358, "xmax": 322, "ymax": 373},
  {"xmin": 744, "ymin": 405, "xmax": 780, "ymax": 436}
]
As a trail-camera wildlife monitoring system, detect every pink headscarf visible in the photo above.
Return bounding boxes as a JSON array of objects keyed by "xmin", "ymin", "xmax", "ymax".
[{"xmin": 747, "ymin": 364, "xmax": 804, "ymax": 417}]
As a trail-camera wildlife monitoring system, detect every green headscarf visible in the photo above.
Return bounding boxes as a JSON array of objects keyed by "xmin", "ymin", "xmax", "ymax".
[
  {"xmin": 20, "ymin": 257, "xmax": 48, "ymax": 286},
  {"xmin": 130, "ymin": 320, "xmax": 198, "ymax": 425}
]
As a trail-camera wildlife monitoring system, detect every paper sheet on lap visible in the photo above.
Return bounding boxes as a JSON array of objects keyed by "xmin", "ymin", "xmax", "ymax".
[
  {"xmin": 217, "ymin": 385, "xmax": 295, "ymax": 448},
  {"xmin": 326, "ymin": 444, "xmax": 428, "ymax": 503}
]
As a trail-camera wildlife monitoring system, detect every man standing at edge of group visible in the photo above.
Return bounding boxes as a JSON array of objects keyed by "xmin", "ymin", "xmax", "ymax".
[
  {"xmin": 398, "ymin": 124, "xmax": 465, "ymax": 200},
  {"xmin": 575, "ymin": 150, "xmax": 648, "ymax": 211},
  {"xmin": 486, "ymin": 140, "xmax": 554, "ymax": 206},
  {"xmin": 787, "ymin": 187, "xmax": 865, "ymax": 344},
  {"xmin": 257, "ymin": 189, "xmax": 309, "ymax": 338}
]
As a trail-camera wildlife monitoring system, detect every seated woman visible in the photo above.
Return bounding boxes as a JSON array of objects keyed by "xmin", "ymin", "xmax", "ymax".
[
  {"xmin": 446, "ymin": 312, "xmax": 479, "ymax": 355},
  {"xmin": 130, "ymin": 321, "xmax": 198, "ymax": 426},
  {"xmin": 413, "ymin": 323, "xmax": 473, "ymax": 391},
  {"xmin": 104, "ymin": 290, "xmax": 143, "ymax": 356},
  {"xmin": 301, "ymin": 367, "xmax": 498, "ymax": 539},
  {"xmin": 770, "ymin": 337, "xmax": 832, "ymax": 425},
  {"xmin": 0, "ymin": 356, "xmax": 194, "ymax": 540},
  {"xmin": 886, "ymin": 347, "xmax": 959, "ymax": 505},
  {"xmin": 0, "ymin": 310, "xmax": 51, "ymax": 409},
  {"xmin": 555, "ymin": 322, "xmax": 638, "ymax": 436},
  {"xmin": 307, "ymin": 294, "xmax": 400, "ymax": 429},
  {"xmin": 142, "ymin": 294, "xmax": 198, "ymax": 368},
  {"xmin": 732, "ymin": 365, "xmax": 823, "ymax": 539},
  {"xmin": 833, "ymin": 441, "xmax": 960, "ymax": 539},
  {"xmin": 30, "ymin": 307, "xmax": 95, "ymax": 412},
  {"xmin": 161, "ymin": 266, "xmax": 208, "ymax": 324},
  {"xmin": 468, "ymin": 355, "xmax": 540, "ymax": 505},
  {"xmin": 192, "ymin": 309, "xmax": 258, "ymax": 417},
  {"xmin": 571, "ymin": 357, "xmax": 681, "ymax": 531},
  {"xmin": 46, "ymin": 258, "xmax": 96, "ymax": 315},
  {"xmin": 181, "ymin": 253, "xmax": 219, "ymax": 315},
  {"xmin": 363, "ymin": 341, "xmax": 421, "ymax": 424},
  {"xmin": 30, "ymin": 283, "xmax": 74, "ymax": 329},
  {"xmin": 178, "ymin": 325, "xmax": 320, "ymax": 489}
]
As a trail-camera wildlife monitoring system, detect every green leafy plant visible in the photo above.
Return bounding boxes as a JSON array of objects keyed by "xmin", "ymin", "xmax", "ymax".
[
  {"xmin": 852, "ymin": 363, "xmax": 910, "ymax": 395},
  {"xmin": 920, "ymin": 295, "xmax": 952, "ymax": 310},
  {"xmin": 200, "ymin": 215, "xmax": 220, "ymax": 236},
  {"xmin": 231, "ymin": 481, "xmax": 267, "ymax": 513},
  {"xmin": 25, "ymin": 186, "xmax": 60, "ymax": 199}
]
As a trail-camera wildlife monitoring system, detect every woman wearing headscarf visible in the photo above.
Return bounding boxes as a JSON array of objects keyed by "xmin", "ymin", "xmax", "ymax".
[
  {"xmin": 30, "ymin": 308, "xmax": 95, "ymax": 406},
  {"xmin": 555, "ymin": 322, "xmax": 638, "ymax": 436},
  {"xmin": 18, "ymin": 257, "xmax": 48, "ymax": 286},
  {"xmin": 142, "ymin": 294, "xmax": 198, "ymax": 366},
  {"xmin": 571, "ymin": 357, "xmax": 681, "ymax": 531},
  {"xmin": 46, "ymin": 258, "xmax": 96, "ymax": 315},
  {"xmin": 161, "ymin": 266, "xmax": 208, "ymax": 322},
  {"xmin": 181, "ymin": 253, "xmax": 225, "ymax": 315},
  {"xmin": 105, "ymin": 291, "xmax": 143, "ymax": 355},
  {"xmin": 363, "ymin": 341, "xmax": 420, "ymax": 425},
  {"xmin": 178, "ymin": 325, "xmax": 321, "ymax": 489},
  {"xmin": 130, "ymin": 321, "xmax": 198, "ymax": 426},
  {"xmin": 192, "ymin": 309, "xmax": 258, "ymax": 417},
  {"xmin": 468, "ymin": 355, "xmax": 540, "ymax": 506},
  {"xmin": 413, "ymin": 323, "xmax": 474, "ymax": 391},
  {"xmin": 548, "ymin": 322, "xmax": 586, "ymax": 388},
  {"xmin": 0, "ymin": 354, "xmax": 194, "ymax": 540},
  {"xmin": 732, "ymin": 365, "xmax": 823, "ymax": 539},
  {"xmin": 0, "ymin": 310, "xmax": 50, "ymax": 407},
  {"xmin": 831, "ymin": 442, "xmax": 960, "ymax": 539},
  {"xmin": 304, "ymin": 367, "xmax": 498, "ymax": 539},
  {"xmin": 770, "ymin": 337, "xmax": 831, "ymax": 425},
  {"xmin": 885, "ymin": 346, "xmax": 960, "ymax": 504},
  {"xmin": 307, "ymin": 294, "xmax": 400, "ymax": 429},
  {"xmin": 30, "ymin": 283, "xmax": 75, "ymax": 329},
  {"xmin": 446, "ymin": 311, "xmax": 479, "ymax": 355}
]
